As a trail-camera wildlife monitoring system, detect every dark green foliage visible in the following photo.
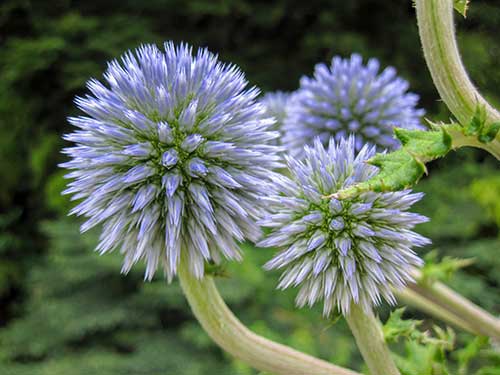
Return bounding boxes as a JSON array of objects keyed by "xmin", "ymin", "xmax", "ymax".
[
  {"xmin": 0, "ymin": 219, "xmax": 233, "ymax": 374},
  {"xmin": 0, "ymin": 0, "xmax": 499, "ymax": 373}
]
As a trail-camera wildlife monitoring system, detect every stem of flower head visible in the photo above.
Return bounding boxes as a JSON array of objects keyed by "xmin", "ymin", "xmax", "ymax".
[
  {"xmin": 405, "ymin": 273, "xmax": 500, "ymax": 339},
  {"xmin": 345, "ymin": 304, "xmax": 400, "ymax": 375},
  {"xmin": 394, "ymin": 287, "xmax": 478, "ymax": 335},
  {"xmin": 409, "ymin": 0, "xmax": 500, "ymax": 338},
  {"xmin": 415, "ymin": 0, "xmax": 500, "ymax": 159},
  {"xmin": 177, "ymin": 254, "xmax": 360, "ymax": 375}
]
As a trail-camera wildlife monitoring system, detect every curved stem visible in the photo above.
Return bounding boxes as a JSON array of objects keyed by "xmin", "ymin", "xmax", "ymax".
[
  {"xmin": 448, "ymin": 124, "xmax": 500, "ymax": 159},
  {"xmin": 415, "ymin": 0, "xmax": 500, "ymax": 124},
  {"xmin": 408, "ymin": 280, "xmax": 500, "ymax": 339},
  {"xmin": 178, "ymin": 257, "xmax": 360, "ymax": 375},
  {"xmin": 395, "ymin": 286, "xmax": 479, "ymax": 335},
  {"xmin": 393, "ymin": 267, "xmax": 500, "ymax": 339},
  {"xmin": 414, "ymin": 0, "xmax": 500, "ymax": 338},
  {"xmin": 416, "ymin": 0, "xmax": 500, "ymax": 158},
  {"xmin": 345, "ymin": 304, "xmax": 400, "ymax": 375}
]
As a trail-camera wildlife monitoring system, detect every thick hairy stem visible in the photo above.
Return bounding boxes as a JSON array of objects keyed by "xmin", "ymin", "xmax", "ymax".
[
  {"xmin": 345, "ymin": 304, "xmax": 400, "ymax": 375},
  {"xmin": 178, "ymin": 258, "xmax": 359, "ymax": 375},
  {"xmin": 412, "ymin": 0, "xmax": 500, "ymax": 338},
  {"xmin": 394, "ymin": 267, "xmax": 500, "ymax": 339},
  {"xmin": 415, "ymin": 0, "xmax": 500, "ymax": 123},
  {"xmin": 408, "ymin": 280, "xmax": 500, "ymax": 339},
  {"xmin": 448, "ymin": 124, "xmax": 500, "ymax": 159},
  {"xmin": 415, "ymin": 0, "xmax": 500, "ymax": 158},
  {"xmin": 395, "ymin": 287, "xmax": 478, "ymax": 335}
]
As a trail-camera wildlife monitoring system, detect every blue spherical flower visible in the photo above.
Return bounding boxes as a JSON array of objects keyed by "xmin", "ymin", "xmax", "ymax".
[
  {"xmin": 283, "ymin": 54, "xmax": 425, "ymax": 157},
  {"xmin": 258, "ymin": 136, "xmax": 430, "ymax": 315},
  {"xmin": 260, "ymin": 91, "xmax": 291, "ymax": 139},
  {"xmin": 61, "ymin": 42, "xmax": 281, "ymax": 280}
]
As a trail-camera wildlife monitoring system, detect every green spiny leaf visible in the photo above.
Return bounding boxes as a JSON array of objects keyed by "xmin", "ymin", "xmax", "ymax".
[
  {"xmin": 384, "ymin": 310, "xmax": 456, "ymax": 375},
  {"xmin": 331, "ymin": 127, "xmax": 452, "ymax": 199},
  {"xmin": 394, "ymin": 128, "xmax": 452, "ymax": 156},
  {"xmin": 431, "ymin": 325, "xmax": 455, "ymax": 352},
  {"xmin": 383, "ymin": 308, "xmax": 423, "ymax": 343}
]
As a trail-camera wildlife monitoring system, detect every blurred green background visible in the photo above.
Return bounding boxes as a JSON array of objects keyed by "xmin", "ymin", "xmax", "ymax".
[{"xmin": 0, "ymin": 0, "xmax": 499, "ymax": 374}]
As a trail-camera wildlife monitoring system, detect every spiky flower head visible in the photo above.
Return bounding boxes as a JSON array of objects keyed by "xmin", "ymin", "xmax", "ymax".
[
  {"xmin": 260, "ymin": 91, "xmax": 290, "ymax": 137},
  {"xmin": 283, "ymin": 54, "xmax": 425, "ymax": 157},
  {"xmin": 62, "ymin": 42, "xmax": 281, "ymax": 280},
  {"xmin": 258, "ymin": 136, "xmax": 430, "ymax": 316}
]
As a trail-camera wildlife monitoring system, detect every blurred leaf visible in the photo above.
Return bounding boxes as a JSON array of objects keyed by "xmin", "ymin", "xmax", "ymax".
[
  {"xmin": 454, "ymin": 0, "xmax": 470, "ymax": 17},
  {"xmin": 392, "ymin": 326, "xmax": 455, "ymax": 375},
  {"xmin": 30, "ymin": 134, "xmax": 60, "ymax": 186},
  {"xmin": 420, "ymin": 251, "xmax": 474, "ymax": 284},
  {"xmin": 470, "ymin": 176, "xmax": 500, "ymax": 228},
  {"xmin": 456, "ymin": 336, "xmax": 490, "ymax": 375}
]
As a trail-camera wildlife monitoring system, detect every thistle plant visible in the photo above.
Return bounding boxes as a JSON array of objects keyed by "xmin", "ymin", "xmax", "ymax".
[
  {"xmin": 283, "ymin": 54, "xmax": 425, "ymax": 157},
  {"xmin": 59, "ymin": 1, "xmax": 500, "ymax": 374},
  {"xmin": 62, "ymin": 41, "xmax": 357, "ymax": 375},
  {"xmin": 258, "ymin": 136, "xmax": 430, "ymax": 316},
  {"xmin": 61, "ymin": 42, "xmax": 282, "ymax": 281},
  {"xmin": 258, "ymin": 137, "xmax": 432, "ymax": 375}
]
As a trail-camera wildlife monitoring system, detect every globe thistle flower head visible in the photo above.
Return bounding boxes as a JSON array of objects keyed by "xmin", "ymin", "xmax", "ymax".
[
  {"xmin": 283, "ymin": 54, "xmax": 425, "ymax": 157},
  {"xmin": 258, "ymin": 136, "xmax": 430, "ymax": 316},
  {"xmin": 260, "ymin": 91, "xmax": 291, "ymax": 140},
  {"xmin": 61, "ymin": 42, "xmax": 281, "ymax": 281}
]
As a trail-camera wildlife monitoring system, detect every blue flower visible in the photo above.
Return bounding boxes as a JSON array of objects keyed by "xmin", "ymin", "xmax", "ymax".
[
  {"xmin": 61, "ymin": 42, "xmax": 281, "ymax": 280},
  {"xmin": 260, "ymin": 91, "xmax": 291, "ymax": 140},
  {"xmin": 283, "ymin": 54, "xmax": 425, "ymax": 157},
  {"xmin": 258, "ymin": 136, "xmax": 430, "ymax": 315}
]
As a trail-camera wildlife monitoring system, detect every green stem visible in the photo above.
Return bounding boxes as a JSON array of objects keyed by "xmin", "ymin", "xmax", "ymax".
[
  {"xmin": 408, "ymin": 279, "xmax": 500, "ymax": 339},
  {"xmin": 415, "ymin": 0, "xmax": 500, "ymax": 159},
  {"xmin": 411, "ymin": 0, "xmax": 500, "ymax": 336},
  {"xmin": 448, "ymin": 124, "xmax": 500, "ymax": 159},
  {"xmin": 393, "ymin": 267, "xmax": 500, "ymax": 339},
  {"xmin": 394, "ymin": 286, "xmax": 479, "ymax": 335},
  {"xmin": 345, "ymin": 304, "xmax": 400, "ymax": 375},
  {"xmin": 415, "ymin": 0, "xmax": 500, "ymax": 123},
  {"xmin": 178, "ymin": 257, "xmax": 360, "ymax": 375}
]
